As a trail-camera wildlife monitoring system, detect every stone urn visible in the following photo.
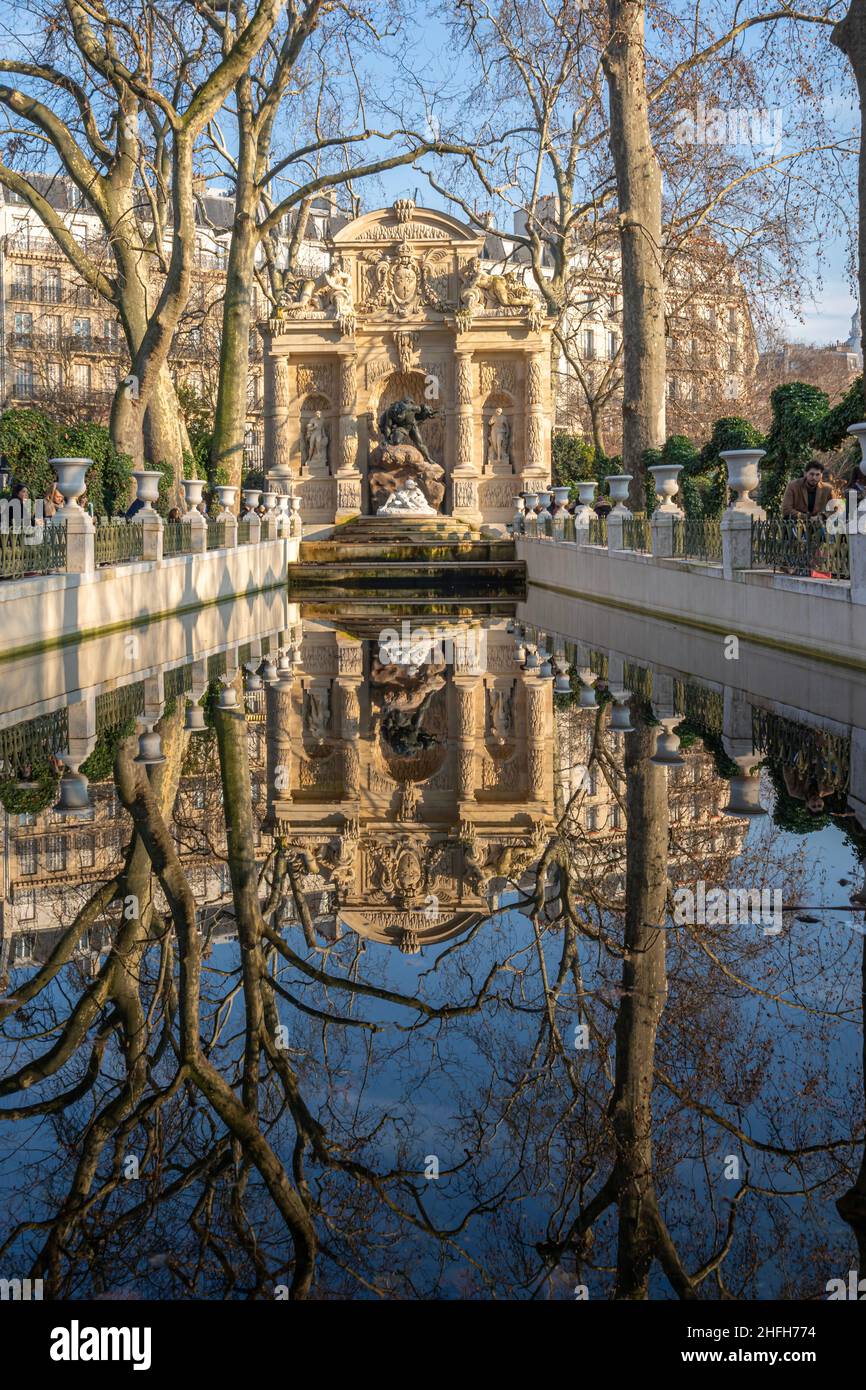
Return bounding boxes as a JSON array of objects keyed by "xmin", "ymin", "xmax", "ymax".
[
  {"xmin": 242, "ymin": 488, "xmax": 262, "ymax": 513},
  {"xmin": 53, "ymin": 766, "xmax": 93, "ymax": 819},
  {"xmin": 722, "ymin": 754, "xmax": 767, "ymax": 817},
  {"xmin": 134, "ymin": 720, "xmax": 166, "ymax": 766},
  {"xmin": 721, "ymin": 449, "xmax": 766, "ymax": 512},
  {"xmin": 51, "ymin": 457, "xmax": 91, "ymax": 511},
  {"xmin": 608, "ymin": 698, "xmax": 634, "ymax": 734},
  {"xmin": 512, "ymin": 496, "xmax": 525, "ymax": 534},
  {"xmin": 577, "ymin": 668, "xmax": 597, "ymax": 708},
  {"xmin": 181, "ymin": 478, "xmax": 206, "ymax": 510},
  {"xmin": 606, "ymin": 474, "xmax": 633, "ymax": 515},
  {"xmin": 550, "ymin": 486, "xmax": 571, "ymax": 514},
  {"xmin": 649, "ymin": 463, "xmax": 684, "ymax": 514},
  {"xmin": 574, "ymin": 480, "xmax": 598, "ymax": 526},
  {"xmin": 185, "ymin": 699, "xmax": 207, "ymax": 731},
  {"xmin": 218, "ymin": 680, "xmax": 239, "ymax": 709},
  {"xmin": 261, "ymin": 491, "xmax": 277, "ymax": 512},
  {"xmin": 650, "ymin": 716, "xmax": 686, "ymax": 766},
  {"xmin": 847, "ymin": 422, "xmax": 866, "ymax": 477},
  {"xmin": 554, "ymin": 672, "xmax": 572, "ymax": 694},
  {"xmin": 135, "ymin": 470, "xmax": 163, "ymax": 511},
  {"xmin": 216, "ymin": 485, "xmax": 238, "ymax": 514}
]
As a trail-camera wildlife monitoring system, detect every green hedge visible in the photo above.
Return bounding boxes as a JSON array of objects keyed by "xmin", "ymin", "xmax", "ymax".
[{"xmin": 0, "ymin": 408, "xmax": 133, "ymax": 515}]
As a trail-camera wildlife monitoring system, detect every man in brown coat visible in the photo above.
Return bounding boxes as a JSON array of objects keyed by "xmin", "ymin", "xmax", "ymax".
[{"xmin": 781, "ymin": 462, "xmax": 835, "ymax": 518}]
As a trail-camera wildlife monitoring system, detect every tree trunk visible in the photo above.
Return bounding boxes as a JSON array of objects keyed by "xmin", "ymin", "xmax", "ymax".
[
  {"xmin": 609, "ymin": 721, "xmax": 669, "ymax": 1298},
  {"xmin": 210, "ymin": 207, "xmax": 256, "ymax": 489},
  {"xmin": 833, "ymin": 2, "xmax": 866, "ymax": 368},
  {"xmin": 603, "ymin": 0, "xmax": 666, "ymax": 507}
]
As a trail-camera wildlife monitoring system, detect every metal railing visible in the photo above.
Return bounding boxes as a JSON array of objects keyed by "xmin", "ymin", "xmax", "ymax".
[
  {"xmin": 93, "ymin": 517, "xmax": 144, "ymax": 567},
  {"xmin": 751, "ymin": 515, "xmax": 849, "ymax": 581},
  {"xmin": 163, "ymin": 521, "xmax": 192, "ymax": 557},
  {"xmin": 206, "ymin": 518, "xmax": 227, "ymax": 551},
  {"xmin": 673, "ymin": 678, "xmax": 724, "ymax": 737},
  {"xmin": 673, "ymin": 516, "xmax": 723, "ymax": 563},
  {"xmin": 622, "ymin": 513, "xmax": 651, "ymax": 551},
  {"xmin": 237, "ymin": 518, "xmax": 254, "ymax": 546},
  {"xmin": 588, "ymin": 515, "xmax": 607, "ymax": 546},
  {"xmin": 96, "ymin": 682, "xmax": 146, "ymax": 733},
  {"xmin": 752, "ymin": 706, "xmax": 849, "ymax": 795},
  {"xmin": 0, "ymin": 707, "xmax": 68, "ymax": 778},
  {"xmin": 0, "ymin": 521, "xmax": 67, "ymax": 580}
]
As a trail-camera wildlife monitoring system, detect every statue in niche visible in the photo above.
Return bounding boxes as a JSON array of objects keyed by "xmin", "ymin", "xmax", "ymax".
[
  {"xmin": 379, "ymin": 398, "xmax": 439, "ymax": 464},
  {"xmin": 304, "ymin": 412, "xmax": 329, "ymax": 472},
  {"xmin": 488, "ymin": 408, "xmax": 511, "ymax": 468},
  {"xmin": 304, "ymin": 687, "xmax": 330, "ymax": 744},
  {"xmin": 488, "ymin": 686, "xmax": 514, "ymax": 744}
]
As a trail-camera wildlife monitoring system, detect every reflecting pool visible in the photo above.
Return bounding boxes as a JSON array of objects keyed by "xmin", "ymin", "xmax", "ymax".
[{"xmin": 1, "ymin": 590, "xmax": 865, "ymax": 1300}]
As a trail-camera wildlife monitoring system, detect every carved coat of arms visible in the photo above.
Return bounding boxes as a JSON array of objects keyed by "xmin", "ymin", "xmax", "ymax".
[{"xmin": 360, "ymin": 244, "xmax": 450, "ymax": 318}]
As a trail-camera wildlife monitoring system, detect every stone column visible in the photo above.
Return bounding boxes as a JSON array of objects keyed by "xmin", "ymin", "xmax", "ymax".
[
  {"xmin": 335, "ymin": 352, "xmax": 362, "ymax": 521},
  {"xmin": 451, "ymin": 346, "xmax": 481, "ymax": 525},
  {"xmin": 453, "ymin": 674, "xmax": 480, "ymax": 803},
  {"xmin": 266, "ymin": 352, "xmax": 293, "ymax": 483},
  {"xmin": 522, "ymin": 349, "xmax": 548, "ymax": 493},
  {"xmin": 336, "ymin": 635, "xmax": 363, "ymax": 805},
  {"xmin": 265, "ymin": 672, "xmax": 294, "ymax": 827},
  {"xmin": 523, "ymin": 675, "xmax": 548, "ymax": 802}
]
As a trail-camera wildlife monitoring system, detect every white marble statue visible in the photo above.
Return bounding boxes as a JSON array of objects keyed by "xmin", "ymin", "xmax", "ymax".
[
  {"xmin": 377, "ymin": 479, "xmax": 436, "ymax": 516},
  {"xmin": 488, "ymin": 408, "xmax": 511, "ymax": 468},
  {"xmin": 304, "ymin": 413, "xmax": 329, "ymax": 472}
]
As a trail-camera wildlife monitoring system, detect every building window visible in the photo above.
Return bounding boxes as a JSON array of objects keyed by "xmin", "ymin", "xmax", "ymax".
[
  {"xmin": 79, "ymin": 838, "xmax": 95, "ymax": 869},
  {"xmin": 104, "ymin": 318, "xmax": 121, "ymax": 343},
  {"xmin": 11, "ymin": 264, "xmax": 33, "ymax": 297},
  {"xmin": 14, "ymin": 312, "xmax": 33, "ymax": 344},
  {"xmin": 43, "ymin": 268, "xmax": 62, "ymax": 303},
  {"xmin": 46, "ymin": 361, "xmax": 61, "ymax": 389},
  {"xmin": 73, "ymin": 362, "xmax": 92, "ymax": 391},
  {"xmin": 607, "ymin": 331, "xmax": 619, "ymax": 359},
  {"xmin": 728, "ymin": 306, "xmax": 737, "ymax": 332},
  {"xmin": 72, "ymin": 316, "xmax": 91, "ymax": 340},
  {"xmin": 45, "ymin": 836, "xmax": 67, "ymax": 872},
  {"xmin": 17, "ymin": 840, "xmax": 38, "ymax": 876},
  {"xmin": 17, "ymin": 892, "xmax": 36, "ymax": 923},
  {"xmin": 15, "ymin": 361, "xmax": 34, "ymax": 396},
  {"xmin": 582, "ymin": 328, "xmax": 596, "ymax": 360},
  {"xmin": 44, "ymin": 314, "xmax": 62, "ymax": 347}
]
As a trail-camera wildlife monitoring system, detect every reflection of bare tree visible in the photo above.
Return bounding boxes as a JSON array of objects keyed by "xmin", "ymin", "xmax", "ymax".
[{"xmin": 1, "ymin": 684, "xmax": 864, "ymax": 1300}]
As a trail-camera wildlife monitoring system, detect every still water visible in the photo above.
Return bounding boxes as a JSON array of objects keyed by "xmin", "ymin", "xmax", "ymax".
[{"xmin": 1, "ymin": 589, "xmax": 865, "ymax": 1300}]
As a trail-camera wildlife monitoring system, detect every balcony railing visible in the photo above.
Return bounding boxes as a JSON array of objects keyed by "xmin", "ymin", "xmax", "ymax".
[
  {"xmin": 0, "ymin": 521, "xmax": 67, "ymax": 580},
  {"xmin": 751, "ymin": 515, "xmax": 850, "ymax": 581},
  {"xmin": 93, "ymin": 518, "xmax": 144, "ymax": 567},
  {"xmin": 673, "ymin": 516, "xmax": 723, "ymax": 563}
]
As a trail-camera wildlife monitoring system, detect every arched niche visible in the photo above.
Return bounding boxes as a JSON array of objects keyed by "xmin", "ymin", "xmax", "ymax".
[
  {"xmin": 300, "ymin": 391, "xmax": 333, "ymax": 476},
  {"xmin": 482, "ymin": 390, "xmax": 514, "ymax": 475},
  {"xmin": 370, "ymin": 369, "xmax": 444, "ymax": 465}
]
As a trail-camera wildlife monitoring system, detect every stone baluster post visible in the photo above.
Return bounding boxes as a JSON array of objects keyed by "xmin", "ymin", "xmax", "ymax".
[
  {"xmin": 721, "ymin": 448, "xmax": 766, "ymax": 580},
  {"xmin": 265, "ymin": 660, "xmax": 294, "ymax": 828}
]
